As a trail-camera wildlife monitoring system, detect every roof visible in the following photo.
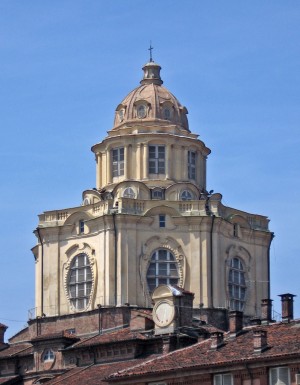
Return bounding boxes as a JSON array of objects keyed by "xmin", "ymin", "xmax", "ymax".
[
  {"xmin": 0, "ymin": 343, "xmax": 32, "ymax": 358},
  {"xmin": 31, "ymin": 330, "xmax": 79, "ymax": 343},
  {"xmin": 0, "ymin": 375, "xmax": 20, "ymax": 384},
  {"xmin": 45, "ymin": 357, "xmax": 160, "ymax": 385},
  {"xmin": 107, "ymin": 319, "xmax": 300, "ymax": 380},
  {"xmin": 70, "ymin": 327, "xmax": 148, "ymax": 349}
]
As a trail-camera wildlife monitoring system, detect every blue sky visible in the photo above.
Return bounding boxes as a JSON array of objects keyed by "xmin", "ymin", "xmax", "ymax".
[{"xmin": 0, "ymin": 1, "xmax": 299, "ymax": 339}]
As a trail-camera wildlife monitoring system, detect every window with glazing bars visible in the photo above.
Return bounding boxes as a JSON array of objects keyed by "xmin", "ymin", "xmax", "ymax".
[
  {"xmin": 188, "ymin": 151, "xmax": 196, "ymax": 180},
  {"xmin": 149, "ymin": 145, "xmax": 165, "ymax": 174},
  {"xmin": 147, "ymin": 249, "xmax": 179, "ymax": 292},
  {"xmin": 112, "ymin": 147, "xmax": 124, "ymax": 177},
  {"xmin": 228, "ymin": 257, "xmax": 246, "ymax": 311},
  {"xmin": 68, "ymin": 254, "xmax": 92, "ymax": 310}
]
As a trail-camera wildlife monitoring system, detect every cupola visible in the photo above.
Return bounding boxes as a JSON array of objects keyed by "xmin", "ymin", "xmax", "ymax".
[{"xmin": 113, "ymin": 60, "xmax": 189, "ymax": 132}]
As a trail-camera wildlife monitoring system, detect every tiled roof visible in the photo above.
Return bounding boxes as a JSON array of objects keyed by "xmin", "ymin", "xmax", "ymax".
[
  {"xmin": 45, "ymin": 358, "xmax": 159, "ymax": 385},
  {"xmin": 70, "ymin": 327, "xmax": 148, "ymax": 349},
  {"xmin": 0, "ymin": 375, "xmax": 20, "ymax": 384},
  {"xmin": 0, "ymin": 343, "xmax": 32, "ymax": 358},
  {"xmin": 107, "ymin": 319, "xmax": 300, "ymax": 380},
  {"xmin": 31, "ymin": 330, "xmax": 79, "ymax": 342}
]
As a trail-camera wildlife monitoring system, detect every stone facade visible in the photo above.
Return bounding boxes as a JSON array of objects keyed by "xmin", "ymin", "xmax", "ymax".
[{"xmin": 31, "ymin": 60, "xmax": 273, "ymax": 322}]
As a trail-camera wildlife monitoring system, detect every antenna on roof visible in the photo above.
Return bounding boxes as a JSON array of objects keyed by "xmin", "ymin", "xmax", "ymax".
[{"xmin": 148, "ymin": 41, "xmax": 154, "ymax": 62}]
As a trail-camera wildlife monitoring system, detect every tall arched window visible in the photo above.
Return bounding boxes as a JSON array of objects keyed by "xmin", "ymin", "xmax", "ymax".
[
  {"xmin": 147, "ymin": 249, "xmax": 179, "ymax": 292},
  {"xmin": 228, "ymin": 257, "xmax": 246, "ymax": 311},
  {"xmin": 68, "ymin": 254, "xmax": 92, "ymax": 310}
]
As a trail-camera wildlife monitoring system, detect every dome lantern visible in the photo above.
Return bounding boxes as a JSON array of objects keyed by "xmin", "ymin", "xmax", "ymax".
[{"xmin": 140, "ymin": 61, "xmax": 163, "ymax": 86}]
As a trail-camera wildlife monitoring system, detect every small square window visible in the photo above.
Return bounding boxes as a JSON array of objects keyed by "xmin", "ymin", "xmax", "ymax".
[{"xmin": 159, "ymin": 215, "xmax": 166, "ymax": 228}]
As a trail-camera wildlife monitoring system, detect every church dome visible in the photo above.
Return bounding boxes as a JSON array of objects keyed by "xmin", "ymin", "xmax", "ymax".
[{"xmin": 113, "ymin": 61, "xmax": 189, "ymax": 131}]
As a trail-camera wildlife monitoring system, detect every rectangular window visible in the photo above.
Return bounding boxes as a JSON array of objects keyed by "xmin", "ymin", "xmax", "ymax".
[
  {"xmin": 159, "ymin": 214, "xmax": 166, "ymax": 228},
  {"xmin": 269, "ymin": 368, "xmax": 290, "ymax": 385},
  {"xmin": 214, "ymin": 374, "xmax": 233, "ymax": 385},
  {"xmin": 79, "ymin": 220, "xmax": 85, "ymax": 234},
  {"xmin": 149, "ymin": 145, "xmax": 165, "ymax": 174},
  {"xmin": 188, "ymin": 150, "xmax": 196, "ymax": 180},
  {"xmin": 112, "ymin": 147, "xmax": 124, "ymax": 177}
]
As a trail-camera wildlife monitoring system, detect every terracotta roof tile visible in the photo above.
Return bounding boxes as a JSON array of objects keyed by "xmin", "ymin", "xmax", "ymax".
[
  {"xmin": 31, "ymin": 330, "xmax": 79, "ymax": 342},
  {"xmin": 108, "ymin": 319, "xmax": 300, "ymax": 380},
  {"xmin": 0, "ymin": 375, "xmax": 20, "ymax": 384},
  {"xmin": 0, "ymin": 343, "xmax": 32, "ymax": 358},
  {"xmin": 70, "ymin": 327, "xmax": 147, "ymax": 349},
  {"xmin": 45, "ymin": 357, "xmax": 159, "ymax": 385}
]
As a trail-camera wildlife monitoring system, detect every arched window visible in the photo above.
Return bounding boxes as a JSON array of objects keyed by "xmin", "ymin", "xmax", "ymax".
[
  {"xmin": 123, "ymin": 187, "xmax": 135, "ymax": 199},
  {"xmin": 180, "ymin": 190, "xmax": 193, "ymax": 201},
  {"xmin": 137, "ymin": 104, "xmax": 147, "ymax": 119},
  {"xmin": 228, "ymin": 257, "xmax": 246, "ymax": 311},
  {"xmin": 68, "ymin": 254, "xmax": 92, "ymax": 310},
  {"xmin": 163, "ymin": 108, "xmax": 171, "ymax": 120},
  {"xmin": 147, "ymin": 249, "xmax": 179, "ymax": 292},
  {"xmin": 42, "ymin": 349, "xmax": 55, "ymax": 362}
]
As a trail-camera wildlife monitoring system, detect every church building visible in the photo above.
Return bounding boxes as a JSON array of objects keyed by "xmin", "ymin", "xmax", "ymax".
[{"xmin": 31, "ymin": 57, "xmax": 273, "ymax": 325}]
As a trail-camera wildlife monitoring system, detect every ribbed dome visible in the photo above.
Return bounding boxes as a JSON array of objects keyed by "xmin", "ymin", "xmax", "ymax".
[{"xmin": 113, "ymin": 61, "xmax": 189, "ymax": 131}]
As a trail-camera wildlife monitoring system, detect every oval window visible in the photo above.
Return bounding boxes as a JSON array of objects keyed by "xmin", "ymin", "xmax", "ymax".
[
  {"xmin": 137, "ymin": 104, "xmax": 147, "ymax": 119},
  {"xmin": 68, "ymin": 254, "xmax": 92, "ymax": 310}
]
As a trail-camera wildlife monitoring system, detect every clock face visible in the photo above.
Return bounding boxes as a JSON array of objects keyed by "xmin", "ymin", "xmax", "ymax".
[{"xmin": 153, "ymin": 300, "xmax": 175, "ymax": 327}]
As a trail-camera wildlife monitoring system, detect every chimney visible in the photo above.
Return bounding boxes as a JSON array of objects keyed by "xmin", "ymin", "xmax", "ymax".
[
  {"xmin": 261, "ymin": 299, "xmax": 273, "ymax": 324},
  {"xmin": 253, "ymin": 329, "xmax": 268, "ymax": 353},
  {"xmin": 279, "ymin": 293, "xmax": 296, "ymax": 322},
  {"xmin": 0, "ymin": 324, "xmax": 8, "ymax": 346},
  {"xmin": 210, "ymin": 332, "xmax": 224, "ymax": 350},
  {"xmin": 229, "ymin": 311, "xmax": 243, "ymax": 337}
]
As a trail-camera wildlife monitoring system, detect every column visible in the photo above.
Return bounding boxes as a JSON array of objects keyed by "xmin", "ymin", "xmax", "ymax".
[
  {"xmin": 107, "ymin": 148, "xmax": 112, "ymax": 184},
  {"xmin": 143, "ymin": 144, "xmax": 148, "ymax": 179},
  {"xmin": 96, "ymin": 153, "xmax": 102, "ymax": 189},
  {"xmin": 182, "ymin": 146, "xmax": 188, "ymax": 180},
  {"xmin": 124, "ymin": 145, "xmax": 128, "ymax": 179},
  {"xmin": 165, "ymin": 144, "xmax": 171, "ymax": 179},
  {"xmin": 136, "ymin": 144, "xmax": 142, "ymax": 180}
]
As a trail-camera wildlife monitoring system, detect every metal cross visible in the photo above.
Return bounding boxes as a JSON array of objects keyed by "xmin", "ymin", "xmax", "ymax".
[{"xmin": 148, "ymin": 42, "xmax": 154, "ymax": 62}]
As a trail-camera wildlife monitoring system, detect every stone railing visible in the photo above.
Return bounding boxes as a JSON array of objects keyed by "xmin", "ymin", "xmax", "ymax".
[{"xmin": 38, "ymin": 198, "xmax": 269, "ymax": 231}]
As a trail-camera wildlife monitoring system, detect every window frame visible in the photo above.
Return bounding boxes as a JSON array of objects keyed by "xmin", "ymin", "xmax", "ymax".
[
  {"xmin": 214, "ymin": 374, "xmax": 233, "ymax": 385},
  {"xmin": 112, "ymin": 147, "xmax": 124, "ymax": 178},
  {"xmin": 228, "ymin": 257, "xmax": 246, "ymax": 311},
  {"xmin": 159, "ymin": 215, "xmax": 166, "ymax": 228},
  {"xmin": 123, "ymin": 187, "xmax": 135, "ymax": 199},
  {"xmin": 269, "ymin": 367, "xmax": 290, "ymax": 385},
  {"xmin": 68, "ymin": 253, "xmax": 93, "ymax": 311},
  {"xmin": 188, "ymin": 150, "xmax": 196, "ymax": 180},
  {"xmin": 42, "ymin": 349, "xmax": 55, "ymax": 362},
  {"xmin": 149, "ymin": 145, "xmax": 165, "ymax": 174},
  {"xmin": 146, "ymin": 249, "xmax": 179, "ymax": 293},
  {"xmin": 180, "ymin": 189, "xmax": 193, "ymax": 201}
]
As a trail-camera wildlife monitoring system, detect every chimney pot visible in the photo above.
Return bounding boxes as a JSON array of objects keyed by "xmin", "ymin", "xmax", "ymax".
[
  {"xmin": 229, "ymin": 311, "xmax": 243, "ymax": 336},
  {"xmin": 210, "ymin": 331, "xmax": 224, "ymax": 350},
  {"xmin": 279, "ymin": 293, "xmax": 296, "ymax": 322},
  {"xmin": 253, "ymin": 329, "xmax": 267, "ymax": 353},
  {"xmin": 261, "ymin": 299, "xmax": 273, "ymax": 324}
]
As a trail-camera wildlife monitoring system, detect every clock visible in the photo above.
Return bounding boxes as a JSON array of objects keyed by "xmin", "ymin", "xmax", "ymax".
[{"xmin": 153, "ymin": 299, "xmax": 175, "ymax": 327}]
